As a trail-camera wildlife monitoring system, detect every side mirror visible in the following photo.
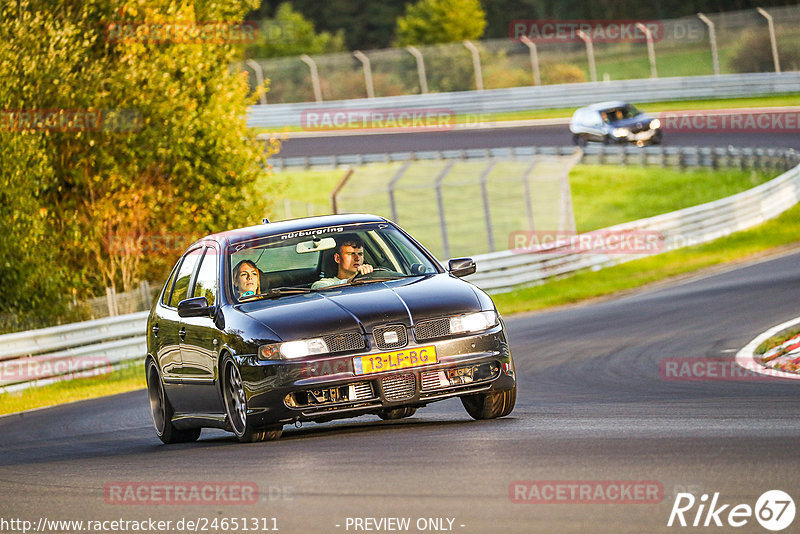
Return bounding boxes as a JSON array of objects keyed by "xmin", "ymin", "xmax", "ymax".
[
  {"xmin": 177, "ymin": 296, "xmax": 213, "ymax": 318},
  {"xmin": 448, "ymin": 258, "xmax": 476, "ymax": 278}
]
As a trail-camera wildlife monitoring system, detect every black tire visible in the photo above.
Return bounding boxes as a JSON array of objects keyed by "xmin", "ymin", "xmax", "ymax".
[
  {"xmin": 650, "ymin": 131, "xmax": 663, "ymax": 145},
  {"xmin": 146, "ymin": 359, "xmax": 201, "ymax": 444},
  {"xmin": 573, "ymin": 134, "xmax": 587, "ymax": 147},
  {"xmin": 378, "ymin": 407, "xmax": 417, "ymax": 420},
  {"xmin": 460, "ymin": 385, "xmax": 516, "ymax": 420},
  {"xmin": 222, "ymin": 358, "xmax": 282, "ymax": 443}
]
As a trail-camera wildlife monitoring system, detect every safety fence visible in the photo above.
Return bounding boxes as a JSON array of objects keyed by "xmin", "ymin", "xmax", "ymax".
[
  {"xmin": 243, "ymin": 6, "xmax": 800, "ymax": 106},
  {"xmin": 248, "ymin": 72, "xmax": 800, "ymax": 128}
]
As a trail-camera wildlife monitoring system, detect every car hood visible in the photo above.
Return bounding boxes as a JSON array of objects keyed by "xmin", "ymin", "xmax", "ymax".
[{"xmin": 238, "ymin": 274, "xmax": 482, "ymax": 341}]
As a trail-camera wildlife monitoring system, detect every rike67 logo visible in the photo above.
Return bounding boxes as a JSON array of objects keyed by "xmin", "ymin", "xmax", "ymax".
[{"xmin": 668, "ymin": 490, "xmax": 795, "ymax": 531}]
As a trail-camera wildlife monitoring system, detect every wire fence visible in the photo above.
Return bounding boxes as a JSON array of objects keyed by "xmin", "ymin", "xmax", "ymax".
[{"xmin": 244, "ymin": 5, "xmax": 800, "ymax": 105}]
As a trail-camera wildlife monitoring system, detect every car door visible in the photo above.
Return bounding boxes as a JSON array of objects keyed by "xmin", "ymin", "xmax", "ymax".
[
  {"xmin": 160, "ymin": 246, "xmax": 203, "ymax": 413},
  {"xmin": 179, "ymin": 244, "xmax": 224, "ymax": 414}
]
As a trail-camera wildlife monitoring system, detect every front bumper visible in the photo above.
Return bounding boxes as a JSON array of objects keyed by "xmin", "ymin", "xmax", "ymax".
[{"xmin": 237, "ymin": 325, "xmax": 515, "ymax": 426}]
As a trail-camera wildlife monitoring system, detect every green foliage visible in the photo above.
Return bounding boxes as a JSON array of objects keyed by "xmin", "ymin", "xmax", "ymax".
[
  {"xmin": 728, "ymin": 30, "xmax": 800, "ymax": 74},
  {"xmin": 396, "ymin": 0, "xmax": 486, "ymax": 46},
  {"xmin": 0, "ymin": 0, "xmax": 279, "ymax": 330},
  {"xmin": 245, "ymin": 3, "xmax": 344, "ymax": 59}
]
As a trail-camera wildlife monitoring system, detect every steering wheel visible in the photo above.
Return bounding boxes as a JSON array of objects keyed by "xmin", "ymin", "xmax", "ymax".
[{"xmin": 351, "ymin": 266, "xmax": 392, "ymax": 280}]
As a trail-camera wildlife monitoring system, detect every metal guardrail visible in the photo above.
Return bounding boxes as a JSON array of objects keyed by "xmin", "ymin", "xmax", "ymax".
[
  {"xmin": 469, "ymin": 161, "xmax": 800, "ymax": 292},
  {"xmin": 273, "ymin": 144, "xmax": 800, "ymax": 170},
  {"xmin": 2, "ymin": 147, "xmax": 798, "ymax": 391},
  {"xmin": 0, "ymin": 312, "xmax": 148, "ymax": 392},
  {"xmin": 248, "ymin": 72, "xmax": 800, "ymax": 128}
]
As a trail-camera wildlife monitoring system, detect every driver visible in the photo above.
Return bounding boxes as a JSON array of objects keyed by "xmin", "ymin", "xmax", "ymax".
[
  {"xmin": 233, "ymin": 260, "xmax": 261, "ymax": 299},
  {"xmin": 311, "ymin": 235, "xmax": 373, "ymax": 289}
]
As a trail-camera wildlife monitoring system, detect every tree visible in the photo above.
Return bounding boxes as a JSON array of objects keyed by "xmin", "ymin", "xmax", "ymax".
[
  {"xmin": 245, "ymin": 2, "xmax": 345, "ymax": 58},
  {"xmin": 395, "ymin": 0, "xmax": 486, "ymax": 46},
  {"xmin": 0, "ymin": 0, "xmax": 280, "ymax": 330}
]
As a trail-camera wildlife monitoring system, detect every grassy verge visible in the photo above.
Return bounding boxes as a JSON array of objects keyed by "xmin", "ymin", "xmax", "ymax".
[
  {"xmin": 0, "ymin": 362, "xmax": 145, "ymax": 416},
  {"xmin": 492, "ymin": 203, "xmax": 800, "ymax": 315},
  {"xmin": 756, "ymin": 327, "xmax": 800, "ymax": 356},
  {"xmin": 253, "ymin": 94, "xmax": 800, "ymax": 135}
]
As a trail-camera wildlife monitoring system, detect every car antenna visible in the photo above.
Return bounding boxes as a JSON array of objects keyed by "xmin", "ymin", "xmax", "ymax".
[{"xmin": 261, "ymin": 217, "xmax": 270, "ymax": 224}]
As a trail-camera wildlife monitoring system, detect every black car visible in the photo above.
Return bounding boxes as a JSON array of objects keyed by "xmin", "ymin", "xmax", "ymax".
[
  {"xmin": 570, "ymin": 101, "xmax": 662, "ymax": 146},
  {"xmin": 145, "ymin": 214, "xmax": 516, "ymax": 443}
]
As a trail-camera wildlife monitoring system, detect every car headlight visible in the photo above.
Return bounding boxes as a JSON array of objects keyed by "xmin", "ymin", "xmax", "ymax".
[
  {"xmin": 612, "ymin": 127, "xmax": 629, "ymax": 137},
  {"xmin": 258, "ymin": 338, "xmax": 330, "ymax": 360},
  {"xmin": 449, "ymin": 311, "xmax": 498, "ymax": 334},
  {"xmin": 650, "ymin": 118, "xmax": 661, "ymax": 129}
]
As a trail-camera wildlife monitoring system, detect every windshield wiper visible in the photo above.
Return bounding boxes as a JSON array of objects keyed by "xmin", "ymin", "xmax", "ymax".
[
  {"xmin": 348, "ymin": 275, "xmax": 407, "ymax": 286},
  {"xmin": 241, "ymin": 287, "xmax": 316, "ymax": 300}
]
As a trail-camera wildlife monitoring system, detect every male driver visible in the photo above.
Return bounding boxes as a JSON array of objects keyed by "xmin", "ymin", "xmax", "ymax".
[
  {"xmin": 233, "ymin": 260, "xmax": 260, "ymax": 299},
  {"xmin": 311, "ymin": 235, "xmax": 373, "ymax": 289}
]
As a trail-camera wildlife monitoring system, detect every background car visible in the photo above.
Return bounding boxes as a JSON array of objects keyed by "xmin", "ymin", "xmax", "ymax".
[
  {"xmin": 570, "ymin": 101, "xmax": 662, "ymax": 146},
  {"xmin": 145, "ymin": 214, "xmax": 517, "ymax": 443}
]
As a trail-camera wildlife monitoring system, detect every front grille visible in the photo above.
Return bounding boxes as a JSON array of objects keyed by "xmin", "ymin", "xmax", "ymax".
[
  {"xmin": 349, "ymin": 382, "xmax": 374, "ymax": 401},
  {"xmin": 324, "ymin": 332, "xmax": 365, "ymax": 353},
  {"xmin": 381, "ymin": 374, "xmax": 416, "ymax": 400},
  {"xmin": 373, "ymin": 324, "xmax": 408, "ymax": 350},
  {"xmin": 414, "ymin": 318, "xmax": 451, "ymax": 341},
  {"xmin": 421, "ymin": 370, "xmax": 448, "ymax": 391}
]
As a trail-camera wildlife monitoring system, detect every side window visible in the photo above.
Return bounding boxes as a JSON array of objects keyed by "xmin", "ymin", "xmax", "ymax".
[
  {"xmin": 160, "ymin": 261, "xmax": 180, "ymax": 306},
  {"xmin": 192, "ymin": 248, "xmax": 218, "ymax": 307},
  {"xmin": 169, "ymin": 248, "xmax": 202, "ymax": 307}
]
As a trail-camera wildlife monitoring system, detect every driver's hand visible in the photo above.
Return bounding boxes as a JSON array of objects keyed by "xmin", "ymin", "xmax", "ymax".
[{"xmin": 357, "ymin": 264, "xmax": 373, "ymax": 275}]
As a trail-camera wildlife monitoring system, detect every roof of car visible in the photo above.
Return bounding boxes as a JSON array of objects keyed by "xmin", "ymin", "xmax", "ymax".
[
  {"xmin": 582, "ymin": 101, "xmax": 631, "ymax": 111},
  {"xmin": 196, "ymin": 213, "xmax": 390, "ymax": 248}
]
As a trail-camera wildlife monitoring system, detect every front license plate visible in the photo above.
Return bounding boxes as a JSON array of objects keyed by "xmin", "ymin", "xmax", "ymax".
[
  {"xmin": 633, "ymin": 130, "xmax": 654, "ymax": 140},
  {"xmin": 353, "ymin": 346, "xmax": 437, "ymax": 375}
]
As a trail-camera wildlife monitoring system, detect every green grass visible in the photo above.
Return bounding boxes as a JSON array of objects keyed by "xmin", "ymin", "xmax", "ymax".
[
  {"xmin": 756, "ymin": 327, "xmax": 800, "ymax": 356},
  {"xmin": 0, "ymin": 362, "xmax": 145, "ymax": 416},
  {"xmin": 253, "ymin": 94, "xmax": 800, "ymax": 135},
  {"xmin": 570, "ymin": 166, "xmax": 773, "ymax": 232},
  {"xmin": 492, "ymin": 202, "xmax": 800, "ymax": 315}
]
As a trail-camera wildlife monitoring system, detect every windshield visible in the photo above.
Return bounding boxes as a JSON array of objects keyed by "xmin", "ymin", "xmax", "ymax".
[
  {"xmin": 601, "ymin": 105, "xmax": 642, "ymax": 122},
  {"xmin": 227, "ymin": 223, "xmax": 440, "ymax": 301}
]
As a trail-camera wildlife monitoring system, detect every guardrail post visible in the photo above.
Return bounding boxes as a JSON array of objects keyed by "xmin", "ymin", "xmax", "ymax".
[
  {"xmin": 521, "ymin": 160, "xmax": 538, "ymax": 231},
  {"xmin": 300, "ymin": 54, "xmax": 323, "ymax": 103},
  {"xmin": 462, "ymin": 40, "xmax": 484, "ymax": 91},
  {"xmin": 635, "ymin": 23, "xmax": 658, "ymax": 79},
  {"xmin": 697, "ymin": 13, "xmax": 720, "ymax": 76},
  {"xmin": 405, "ymin": 46, "xmax": 429, "ymax": 94},
  {"xmin": 138, "ymin": 281, "xmax": 151, "ymax": 311},
  {"xmin": 435, "ymin": 161, "xmax": 456, "ymax": 258},
  {"xmin": 353, "ymin": 50, "xmax": 375, "ymax": 99},
  {"xmin": 577, "ymin": 30, "xmax": 597, "ymax": 83},
  {"xmin": 244, "ymin": 59, "xmax": 268, "ymax": 105},
  {"xmin": 519, "ymin": 36, "xmax": 541, "ymax": 86},
  {"xmin": 479, "ymin": 161, "xmax": 497, "ymax": 252},
  {"xmin": 757, "ymin": 8, "xmax": 781, "ymax": 74},
  {"xmin": 388, "ymin": 162, "xmax": 411, "ymax": 223},
  {"xmin": 105, "ymin": 287, "xmax": 118, "ymax": 317},
  {"xmin": 330, "ymin": 167, "xmax": 354, "ymax": 214}
]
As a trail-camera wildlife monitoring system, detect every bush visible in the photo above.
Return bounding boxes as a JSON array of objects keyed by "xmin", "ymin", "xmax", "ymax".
[
  {"xmin": 542, "ymin": 63, "xmax": 588, "ymax": 85},
  {"xmin": 728, "ymin": 31, "xmax": 800, "ymax": 73}
]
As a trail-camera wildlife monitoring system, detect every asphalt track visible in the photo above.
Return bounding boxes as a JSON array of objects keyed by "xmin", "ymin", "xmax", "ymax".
[
  {"xmin": 2, "ymin": 249, "xmax": 800, "ymax": 533},
  {"xmin": 275, "ymin": 125, "xmax": 800, "ymax": 157}
]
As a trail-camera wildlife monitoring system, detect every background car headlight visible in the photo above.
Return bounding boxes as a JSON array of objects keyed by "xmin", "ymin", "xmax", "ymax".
[
  {"xmin": 258, "ymin": 338, "xmax": 330, "ymax": 360},
  {"xmin": 612, "ymin": 127, "xmax": 630, "ymax": 138},
  {"xmin": 650, "ymin": 118, "xmax": 661, "ymax": 129},
  {"xmin": 449, "ymin": 311, "xmax": 498, "ymax": 334}
]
